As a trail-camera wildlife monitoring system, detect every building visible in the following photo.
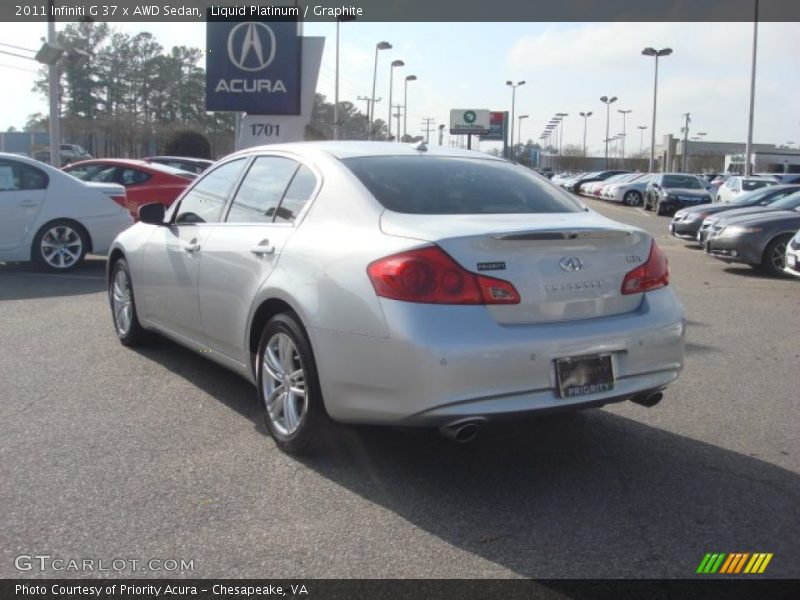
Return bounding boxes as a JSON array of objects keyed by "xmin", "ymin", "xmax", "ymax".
[{"xmin": 653, "ymin": 135, "xmax": 793, "ymax": 173}]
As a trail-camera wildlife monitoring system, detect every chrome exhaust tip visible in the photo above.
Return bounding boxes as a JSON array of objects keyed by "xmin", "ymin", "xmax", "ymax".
[
  {"xmin": 631, "ymin": 391, "xmax": 663, "ymax": 408},
  {"xmin": 440, "ymin": 419, "xmax": 484, "ymax": 443}
]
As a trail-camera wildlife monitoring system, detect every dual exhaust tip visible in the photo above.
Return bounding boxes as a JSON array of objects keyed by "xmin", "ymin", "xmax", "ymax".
[{"xmin": 439, "ymin": 391, "xmax": 664, "ymax": 443}]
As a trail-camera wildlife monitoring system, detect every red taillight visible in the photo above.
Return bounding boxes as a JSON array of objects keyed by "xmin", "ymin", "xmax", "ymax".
[
  {"xmin": 110, "ymin": 194, "xmax": 128, "ymax": 209},
  {"xmin": 621, "ymin": 240, "xmax": 670, "ymax": 295},
  {"xmin": 367, "ymin": 246, "xmax": 520, "ymax": 305}
]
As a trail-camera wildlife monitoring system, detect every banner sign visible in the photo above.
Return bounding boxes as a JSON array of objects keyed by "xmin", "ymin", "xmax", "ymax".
[
  {"xmin": 449, "ymin": 109, "xmax": 490, "ymax": 135},
  {"xmin": 206, "ymin": 18, "xmax": 301, "ymax": 114},
  {"xmin": 480, "ymin": 111, "xmax": 508, "ymax": 142}
]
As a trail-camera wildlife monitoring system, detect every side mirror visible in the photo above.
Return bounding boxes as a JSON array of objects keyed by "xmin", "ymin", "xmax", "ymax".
[{"xmin": 139, "ymin": 202, "xmax": 166, "ymax": 225}]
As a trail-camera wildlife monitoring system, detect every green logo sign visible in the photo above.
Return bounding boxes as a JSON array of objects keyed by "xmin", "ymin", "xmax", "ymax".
[{"xmin": 463, "ymin": 110, "xmax": 477, "ymax": 124}]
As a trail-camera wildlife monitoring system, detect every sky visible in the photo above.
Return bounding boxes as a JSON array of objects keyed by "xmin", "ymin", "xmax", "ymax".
[{"xmin": 0, "ymin": 20, "xmax": 798, "ymax": 155}]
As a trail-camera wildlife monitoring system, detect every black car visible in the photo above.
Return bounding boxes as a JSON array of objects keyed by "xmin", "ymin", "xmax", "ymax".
[
  {"xmin": 669, "ymin": 184, "xmax": 800, "ymax": 242},
  {"xmin": 566, "ymin": 170, "xmax": 628, "ymax": 193},
  {"xmin": 644, "ymin": 173, "xmax": 713, "ymax": 215}
]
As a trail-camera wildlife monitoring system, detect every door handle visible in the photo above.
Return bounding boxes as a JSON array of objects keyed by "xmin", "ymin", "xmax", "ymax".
[
  {"xmin": 251, "ymin": 240, "xmax": 275, "ymax": 256},
  {"xmin": 183, "ymin": 240, "xmax": 201, "ymax": 254}
]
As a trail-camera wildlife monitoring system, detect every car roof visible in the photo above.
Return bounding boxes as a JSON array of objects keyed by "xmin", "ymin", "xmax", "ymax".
[
  {"xmin": 228, "ymin": 141, "xmax": 507, "ymax": 162},
  {"xmin": 145, "ymin": 156, "xmax": 214, "ymax": 163}
]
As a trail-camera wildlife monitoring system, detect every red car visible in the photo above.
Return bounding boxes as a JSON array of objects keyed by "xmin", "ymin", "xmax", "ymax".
[{"xmin": 63, "ymin": 159, "xmax": 196, "ymax": 218}]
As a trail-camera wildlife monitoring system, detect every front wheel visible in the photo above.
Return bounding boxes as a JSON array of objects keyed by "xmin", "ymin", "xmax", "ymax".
[
  {"xmin": 759, "ymin": 235, "xmax": 791, "ymax": 277},
  {"xmin": 32, "ymin": 220, "xmax": 87, "ymax": 272},
  {"xmin": 257, "ymin": 313, "xmax": 331, "ymax": 454},
  {"xmin": 623, "ymin": 191, "xmax": 642, "ymax": 207},
  {"xmin": 109, "ymin": 258, "xmax": 149, "ymax": 346}
]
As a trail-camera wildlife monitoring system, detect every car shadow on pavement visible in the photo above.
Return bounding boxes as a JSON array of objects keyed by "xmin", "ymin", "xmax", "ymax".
[
  {"xmin": 127, "ymin": 333, "xmax": 799, "ymax": 579},
  {"xmin": 0, "ymin": 258, "xmax": 107, "ymax": 301}
]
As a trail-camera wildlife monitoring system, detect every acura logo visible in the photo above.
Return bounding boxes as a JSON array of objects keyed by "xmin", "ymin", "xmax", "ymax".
[
  {"xmin": 227, "ymin": 22, "xmax": 276, "ymax": 72},
  {"xmin": 559, "ymin": 257, "xmax": 583, "ymax": 271}
]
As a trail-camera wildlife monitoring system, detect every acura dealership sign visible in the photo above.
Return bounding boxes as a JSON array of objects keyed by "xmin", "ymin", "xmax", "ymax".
[{"xmin": 206, "ymin": 19, "xmax": 301, "ymax": 114}]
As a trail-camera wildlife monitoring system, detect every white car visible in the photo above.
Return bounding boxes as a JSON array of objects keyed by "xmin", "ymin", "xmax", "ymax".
[
  {"xmin": 0, "ymin": 152, "xmax": 133, "ymax": 271},
  {"xmin": 715, "ymin": 175, "xmax": 777, "ymax": 204},
  {"xmin": 784, "ymin": 228, "xmax": 800, "ymax": 278}
]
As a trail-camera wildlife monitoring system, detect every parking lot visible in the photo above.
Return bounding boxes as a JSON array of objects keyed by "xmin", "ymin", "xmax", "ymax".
[{"xmin": 1, "ymin": 200, "xmax": 798, "ymax": 579}]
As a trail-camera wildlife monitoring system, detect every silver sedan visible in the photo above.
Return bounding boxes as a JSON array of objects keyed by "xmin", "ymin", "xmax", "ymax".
[{"xmin": 107, "ymin": 142, "xmax": 685, "ymax": 454}]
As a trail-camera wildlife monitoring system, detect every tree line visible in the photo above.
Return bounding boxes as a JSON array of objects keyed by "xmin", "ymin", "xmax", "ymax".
[{"xmin": 28, "ymin": 23, "xmax": 389, "ymax": 159}]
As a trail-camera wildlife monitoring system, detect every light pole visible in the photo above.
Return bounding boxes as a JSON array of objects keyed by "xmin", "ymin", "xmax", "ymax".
[
  {"xmin": 637, "ymin": 125, "xmax": 648, "ymax": 155},
  {"xmin": 579, "ymin": 111, "xmax": 592, "ymax": 157},
  {"xmin": 369, "ymin": 41, "xmax": 392, "ymax": 140},
  {"xmin": 518, "ymin": 114, "xmax": 529, "ymax": 159},
  {"xmin": 600, "ymin": 96, "xmax": 617, "ymax": 169},
  {"xmin": 642, "ymin": 46, "xmax": 673, "ymax": 173},
  {"xmin": 387, "ymin": 59, "xmax": 404, "ymax": 140},
  {"xmin": 556, "ymin": 113, "xmax": 568, "ymax": 156},
  {"xmin": 403, "ymin": 74, "xmax": 416, "ymax": 141},
  {"xmin": 333, "ymin": 14, "xmax": 356, "ymax": 140},
  {"xmin": 506, "ymin": 80, "xmax": 525, "ymax": 159},
  {"xmin": 744, "ymin": 0, "xmax": 759, "ymax": 176},
  {"xmin": 617, "ymin": 109, "xmax": 632, "ymax": 166}
]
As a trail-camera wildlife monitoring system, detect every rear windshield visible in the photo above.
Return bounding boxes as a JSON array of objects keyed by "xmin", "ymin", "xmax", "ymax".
[
  {"xmin": 343, "ymin": 156, "xmax": 583, "ymax": 214},
  {"xmin": 662, "ymin": 175, "xmax": 703, "ymax": 189}
]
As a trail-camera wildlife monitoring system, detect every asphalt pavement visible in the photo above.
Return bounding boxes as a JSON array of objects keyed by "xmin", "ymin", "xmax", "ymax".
[{"xmin": 1, "ymin": 200, "xmax": 798, "ymax": 579}]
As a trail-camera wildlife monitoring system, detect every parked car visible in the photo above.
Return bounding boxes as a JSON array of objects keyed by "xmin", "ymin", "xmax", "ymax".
[
  {"xmin": 602, "ymin": 173, "xmax": 653, "ymax": 206},
  {"xmin": 698, "ymin": 191, "xmax": 800, "ymax": 247},
  {"xmin": 63, "ymin": 159, "xmax": 196, "ymax": 218},
  {"xmin": 106, "ymin": 142, "xmax": 685, "ymax": 454},
  {"xmin": 671, "ymin": 184, "xmax": 800, "ymax": 242},
  {"xmin": 34, "ymin": 144, "xmax": 92, "ymax": 165},
  {"xmin": 556, "ymin": 172, "xmax": 587, "ymax": 189},
  {"xmin": 565, "ymin": 170, "xmax": 628, "ymax": 193},
  {"xmin": 764, "ymin": 173, "xmax": 800, "ymax": 185},
  {"xmin": 705, "ymin": 203, "xmax": 800, "ymax": 276},
  {"xmin": 715, "ymin": 175, "xmax": 777, "ymax": 203},
  {"xmin": 144, "ymin": 156, "xmax": 214, "ymax": 174},
  {"xmin": 644, "ymin": 173, "xmax": 713, "ymax": 215},
  {"xmin": 581, "ymin": 173, "xmax": 637, "ymax": 198},
  {"xmin": 783, "ymin": 228, "xmax": 800, "ymax": 278},
  {"xmin": 0, "ymin": 152, "xmax": 132, "ymax": 271}
]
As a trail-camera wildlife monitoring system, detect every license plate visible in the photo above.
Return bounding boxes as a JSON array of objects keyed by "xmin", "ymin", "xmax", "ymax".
[
  {"xmin": 789, "ymin": 254, "xmax": 797, "ymax": 268},
  {"xmin": 555, "ymin": 354, "xmax": 614, "ymax": 399}
]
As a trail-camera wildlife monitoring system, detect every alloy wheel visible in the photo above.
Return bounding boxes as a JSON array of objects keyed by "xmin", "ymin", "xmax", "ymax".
[
  {"xmin": 111, "ymin": 267, "xmax": 133, "ymax": 336},
  {"xmin": 770, "ymin": 241, "xmax": 787, "ymax": 271},
  {"xmin": 262, "ymin": 332, "xmax": 307, "ymax": 436},
  {"xmin": 40, "ymin": 225, "xmax": 82, "ymax": 269}
]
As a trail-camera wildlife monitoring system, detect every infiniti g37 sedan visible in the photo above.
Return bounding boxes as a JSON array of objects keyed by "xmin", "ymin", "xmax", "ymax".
[{"xmin": 106, "ymin": 142, "xmax": 685, "ymax": 454}]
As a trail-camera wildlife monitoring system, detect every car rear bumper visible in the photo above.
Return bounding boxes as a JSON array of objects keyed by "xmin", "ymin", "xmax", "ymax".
[{"xmin": 309, "ymin": 287, "xmax": 685, "ymax": 426}]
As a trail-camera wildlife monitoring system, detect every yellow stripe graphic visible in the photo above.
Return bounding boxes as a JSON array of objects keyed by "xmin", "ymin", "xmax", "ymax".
[
  {"xmin": 749, "ymin": 553, "xmax": 766, "ymax": 573},
  {"xmin": 758, "ymin": 553, "xmax": 773, "ymax": 574},
  {"xmin": 744, "ymin": 554, "xmax": 759, "ymax": 574}
]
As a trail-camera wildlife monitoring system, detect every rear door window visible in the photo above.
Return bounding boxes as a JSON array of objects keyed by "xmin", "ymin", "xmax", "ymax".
[
  {"xmin": 226, "ymin": 156, "xmax": 299, "ymax": 224},
  {"xmin": 343, "ymin": 156, "xmax": 582, "ymax": 214},
  {"xmin": 175, "ymin": 158, "xmax": 247, "ymax": 224}
]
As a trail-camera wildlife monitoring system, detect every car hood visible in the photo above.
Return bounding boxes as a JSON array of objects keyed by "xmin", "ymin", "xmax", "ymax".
[
  {"xmin": 678, "ymin": 204, "xmax": 738, "ymax": 217},
  {"xmin": 710, "ymin": 206, "xmax": 784, "ymax": 224},
  {"xmin": 718, "ymin": 210, "xmax": 800, "ymax": 228}
]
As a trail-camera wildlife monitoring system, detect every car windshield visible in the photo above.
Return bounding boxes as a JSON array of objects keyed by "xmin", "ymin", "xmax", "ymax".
[
  {"xmin": 742, "ymin": 179, "xmax": 775, "ymax": 191},
  {"xmin": 344, "ymin": 156, "xmax": 584, "ymax": 214},
  {"xmin": 662, "ymin": 175, "xmax": 703, "ymax": 189},
  {"xmin": 769, "ymin": 192, "xmax": 800, "ymax": 210}
]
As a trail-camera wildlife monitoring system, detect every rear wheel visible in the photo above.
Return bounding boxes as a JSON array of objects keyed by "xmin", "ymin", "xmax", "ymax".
[
  {"xmin": 759, "ymin": 234, "xmax": 791, "ymax": 277},
  {"xmin": 257, "ymin": 313, "xmax": 331, "ymax": 454},
  {"xmin": 109, "ymin": 258, "xmax": 149, "ymax": 346},
  {"xmin": 623, "ymin": 190, "xmax": 642, "ymax": 207},
  {"xmin": 32, "ymin": 220, "xmax": 87, "ymax": 272}
]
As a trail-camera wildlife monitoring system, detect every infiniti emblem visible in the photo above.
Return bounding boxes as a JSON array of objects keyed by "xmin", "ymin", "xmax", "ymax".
[
  {"xmin": 227, "ymin": 22, "xmax": 277, "ymax": 72},
  {"xmin": 559, "ymin": 256, "xmax": 584, "ymax": 271}
]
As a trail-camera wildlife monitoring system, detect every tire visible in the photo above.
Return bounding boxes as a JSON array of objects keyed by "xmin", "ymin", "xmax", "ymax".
[
  {"xmin": 623, "ymin": 190, "xmax": 642, "ymax": 207},
  {"xmin": 257, "ymin": 313, "xmax": 330, "ymax": 454},
  {"xmin": 759, "ymin": 234, "xmax": 791, "ymax": 277},
  {"xmin": 109, "ymin": 258, "xmax": 149, "ymax": 346},
  {"xmin": 31, "ymin": 219, "xmax": 88, "ymax": 272}
]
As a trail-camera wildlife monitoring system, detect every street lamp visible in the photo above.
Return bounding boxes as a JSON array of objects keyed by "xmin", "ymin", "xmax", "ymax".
[
  {"xmin": 600, "ymin": 96, "xmax": 617, "ymax": 168},
  {"xmin": 369, "ymin": 41, "xmax": 392, "ymax": 140},
  {"xmin": 387, "ymin": 59, "xmax": 404, "ymax": 139},
  {"xmin": 403, "ymin": 74, "xmax": 417, "ymax": 141},
  {"xmin": 637, "ymin": 125, "xmax": 648, "ymax": 155},
  {"xmin": 556, "ymin": 113, "xmax": 568, "ymax": 156},
  {"xmin": 642, "ymin": 46, "xmax": 673, "ymax": 173},
  {"xmin": 506, "ymin": 80, "xmax": 525, "ymax": 159},
  {"xmin": 617, "ymin": 109, "xmax": 632, "ymax": 166},
  {"xmin": 578, "ymin": 111, "xmax": 592, "ymax": 157},
  {"xmin": 518, "ymin": 114, "xmax": 529, "ymax": 149},
  {"xmin": 333, "ymin": 14, "xmax": 357, "ymax": 140}
]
